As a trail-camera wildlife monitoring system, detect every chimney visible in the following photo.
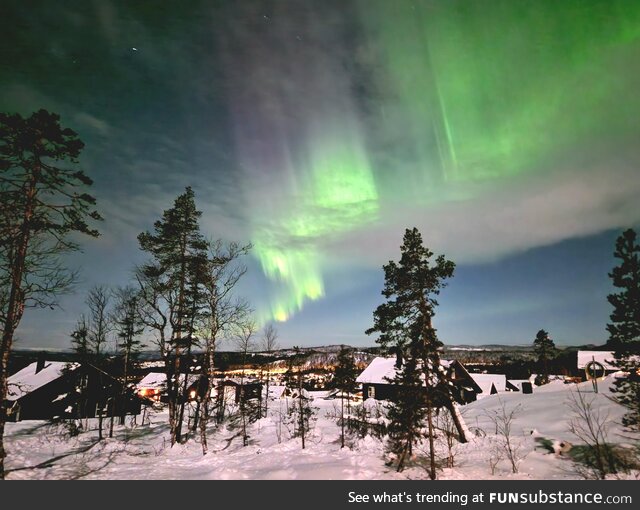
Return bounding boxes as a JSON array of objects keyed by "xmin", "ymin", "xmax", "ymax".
[{"xmin": 35, "ymin": 352, "xmax": 46, "ymax": 374}]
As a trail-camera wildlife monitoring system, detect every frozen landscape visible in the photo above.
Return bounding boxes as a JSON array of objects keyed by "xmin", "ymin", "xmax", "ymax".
[{"xmin": 4, "ymin": 375, "xmax": 637, "ymax": 480}]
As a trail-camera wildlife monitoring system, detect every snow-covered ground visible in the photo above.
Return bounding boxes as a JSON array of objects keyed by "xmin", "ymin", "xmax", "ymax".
[{"xmin": 4, "ymin": 376, "xmax": 638, "ymax": 480}]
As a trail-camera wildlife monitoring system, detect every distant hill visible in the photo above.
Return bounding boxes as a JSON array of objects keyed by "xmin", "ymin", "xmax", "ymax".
[{"xmin": 9, "ymin": 341, "xmax": 608, "ymax": 375}]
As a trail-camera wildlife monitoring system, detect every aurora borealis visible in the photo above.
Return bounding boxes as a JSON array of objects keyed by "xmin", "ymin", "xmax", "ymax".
[
  {"xmin": 2, "ymin": 1, "xmax": 640, "ymax": 347},
  {"xmin": 218, "ymin": 0, "xmax": 640, "ymax": 323}
]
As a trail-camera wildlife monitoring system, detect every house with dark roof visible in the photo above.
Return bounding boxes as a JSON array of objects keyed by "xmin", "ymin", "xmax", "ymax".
[
  {"xmin": 6, "ymin": 360, "xmax": 141, "ymax": 422},
  {"xmin": 355, "ymin": 356, "xmax": 482, "ymax": 406}
]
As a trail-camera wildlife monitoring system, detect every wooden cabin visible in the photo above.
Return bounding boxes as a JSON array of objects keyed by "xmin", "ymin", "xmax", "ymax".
[
  {"xmin": 6, "ymin": 360, "xmax": 141, "ymax": 422},
  {"xmin": 356, "ymin": 356, "xmax": 482, "ymax": 406},
  {"xmin": 216, "ymin": 378, "xmax": 263, "ymax": 404}
]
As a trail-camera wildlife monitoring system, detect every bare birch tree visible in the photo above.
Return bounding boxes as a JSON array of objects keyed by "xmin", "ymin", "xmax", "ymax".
[
  {"xmin": 198, "ymin": 240, "xmax": 251, "ymax": 455},
  {"xmin": 261, "ymin": 324, "xmax": 279, "ymax": 418},
  {"xmin": 233, "ymin": 319, "xmax": 257, "ymax": 447},
  {"xmin": 86, "ymin": 284, "xmax": 112, "ymax": 440}
]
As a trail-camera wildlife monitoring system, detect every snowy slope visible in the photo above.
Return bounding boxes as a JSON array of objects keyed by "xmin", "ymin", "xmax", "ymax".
[{"xmin": 3, "ymin": 375, "xmax": 637, "ymax": 480}]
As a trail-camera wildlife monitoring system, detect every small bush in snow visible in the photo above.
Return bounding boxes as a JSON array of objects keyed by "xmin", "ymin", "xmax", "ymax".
[{"xmin": 485, "ymin": 399, "xmax": 525, "ymax": 474}]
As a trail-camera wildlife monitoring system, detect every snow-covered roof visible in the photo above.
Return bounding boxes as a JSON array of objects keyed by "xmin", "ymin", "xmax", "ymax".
[
  {"xmin": 222, "ymin": 377, "xmax": 261, "ymax": 386},
  {"xmin": 577, "ymin": 351, "xmax": 617, "ymax": 370},
  {"xmin": 356, "ymin": 357, "xmax": 397, "ymax": 384},
  {"xmin": 136, "ymin": 372, "xmax": 167, "ymax": 390},
  {"xmin": 7, "ymin": 361, "xmax": 77, "ymax": 401},
  {"xmin": 469, "ymin": 373, "xmax": 506, "ymax": 394},
  {"xmin": 355, "ymin": 357, "xmax": 454, "ymax": 385},
  {"xmin": 266, "ymin": 385, "xmax": 287, "ymax": 398},
  {"xmin": 291, "ymin": 388, "xmax": 311, "ymax": 399},
  {"xmin": 136, "ymin": 372, "xmax": 198, "ymax": 390}
]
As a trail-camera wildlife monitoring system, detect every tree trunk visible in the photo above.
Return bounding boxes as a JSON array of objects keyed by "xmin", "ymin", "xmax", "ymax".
[
  {"xmin": 298, "ymin": 371, "xmax": 305, "ymax": 450},
  {"xmin": 176, "ymin": 367, "xmax": 189, "ymax": 443},
  {"xmin": 426, "ymin": 399, "xmax": 436, "ymax": 480},
  {"xmin": 199, "ymin": 397, "xmax": 209, "ymax": 455},
  {"xmin": 0, "ymin": 349, "xmax": 11, "ymax": 480},
  {"xmin": 109, "ymin": 399, "xmax": 115, "ymax": 438},
  {"xmin": 168, "ymin": 354, "xmax": 180, "ymax": 445},
  {"xmin": 192, "ymin": 400, "xmax": 200, "ymax": 433},
  {"xmin": 170, "ymin": 230, "xmax": 188, "ymax": 445},
  {"xmin": 0, "ymin": 163, "xmax": 39, "ymax": 479},
  {"xmin": 396, "ymin": 441, "xmax": 410, "ymax": 472},
  {"xmin": 199, "ymin": 344, "xmax": 216, "ymax": 455},
  {"xmin": 340, "ymin": 393, "xmax": 345, "ymax": 449},
  {"xmin": 444, "ymin": 400, "xmax": 468, "ymax": 443},
  {"xmin": 120, "ymin": 348, "xmax": 130, "ymax": 425},
  {"xmin": 97, "ymin": 409, "xmax": 104, "ymax": 441},
  {"xmin": 264, "ymin": 369, "xmax": 270, "ymax": 418},
  {"xmin": 240, "ymin": 348, "xmax": 248, "ymax": 446},
  {"xmin": 176, "ymin": 343, "xmax": 193, "ymax": 443}
]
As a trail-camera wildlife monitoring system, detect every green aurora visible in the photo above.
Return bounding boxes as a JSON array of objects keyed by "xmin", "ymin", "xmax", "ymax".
[
  {"xmin": 245, "ymin": 0, "xmax": 640, "ymax": 322},
  {"xmin": 253, "ymin": 120, "xmax": 379, "ymax": 322}
]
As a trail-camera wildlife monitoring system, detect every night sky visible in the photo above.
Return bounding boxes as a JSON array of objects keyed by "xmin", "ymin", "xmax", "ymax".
[{"xmin": 2, "ymin": 1, "xmax": 640, "ymax": 349}]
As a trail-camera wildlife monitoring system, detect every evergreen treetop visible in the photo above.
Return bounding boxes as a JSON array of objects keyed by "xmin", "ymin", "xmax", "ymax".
[{"xmin": 606, "ymin": 228, "xmax": 640, "ymax": 429}]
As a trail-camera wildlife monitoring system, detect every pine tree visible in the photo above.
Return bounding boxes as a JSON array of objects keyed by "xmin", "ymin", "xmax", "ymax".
[
  {"xmin": 606, "ymin": 229, "xmax": 640, "ymax": 430},
  {"xmin": 533, "ymin": 329, "xmax": 555, "ymax": 385},
  {"xmin": 0, "ymin": 110, "xmax": 101, "ymax": 478},
  {"xmin": 334, "ymin": 346, "xmax": 358, "ymax": 448},
  {"xmin": 137, "ymin": 187, "xmax": 209, "ymax": 444},
  {"xmin": 366, "ymin": 227, "xmax": 463, "ymax": 479}
]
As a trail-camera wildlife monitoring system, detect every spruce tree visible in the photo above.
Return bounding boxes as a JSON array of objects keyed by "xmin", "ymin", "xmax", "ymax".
[
  {"xmin": 366, "ymin": 227, "xmax": 463, "ymax": 479},
  {"xmin": 533, "ymin": 329, "xmax": 555, "ymax": 385},
  {"xmin": 70, "ymin": 315, "xmax": 90, "ymax": 364},
  {"xmin": 385, "ymin": 341, "xmax": 427, "ymax": 472},
  {"xmin": 606, "ymin": 229, "xmax": 640, "ymax": 430}
]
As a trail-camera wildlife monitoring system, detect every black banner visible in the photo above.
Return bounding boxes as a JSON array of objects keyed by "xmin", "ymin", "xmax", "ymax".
[{"xmin": 0, "ymin": 480, "xmax": 638, "ymax": 510}]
